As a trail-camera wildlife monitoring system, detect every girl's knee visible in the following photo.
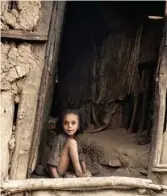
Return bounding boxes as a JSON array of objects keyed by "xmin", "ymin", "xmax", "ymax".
[{"xmin": 67, "ymin": 138, "xmax": 77, "ymax": 147}]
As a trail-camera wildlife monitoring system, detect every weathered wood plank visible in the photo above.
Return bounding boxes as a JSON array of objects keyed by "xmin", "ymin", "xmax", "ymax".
[
  {"xmin": 161, "ymin": 123, "xmax": 167, "ymax": 183},
  {"xmin": 165, "ymin": 19, "xmax": 167, "ymax": 46},
  {"xmin": 35, "ymin": 1, "xmax": 53, "ymax": 34},
  {"xmin": 0, "ymin": 91, "xmax": 14, "ymax": 181},
  {"xmin": 153, "ymin": 75, "xmax": 167, "ymax": 166},
  {"xmin": 9, "ymin": 44, "xmax": 46, "ymax": 180},
  {"xmin": 27, "ymin": 1, "xmax": 66, "ymax": 176},
  {"xmin": 1, "ymin": 30, "xmax": 47, "ymax": 41},
  {"xmin": 165, "ymin": 2, "xmax": 167, "ymax": 45},
  {"xmin": 152, "ymin": 167, "xmax": 167, "ymax": 172},
  {"xmin": 148, "ymin": 20, "xmax": 166, "ymax": 184},
  {"xmin": 148, "ymin": 7, "xmax": 167, "ymax": 181},
  {"xmin": 2, "ymin": 177, "xmax": 165, "ymax": 195},
  {"xmin": 8, "ymin": 2, "xmax": 54, "ymax": 182}
]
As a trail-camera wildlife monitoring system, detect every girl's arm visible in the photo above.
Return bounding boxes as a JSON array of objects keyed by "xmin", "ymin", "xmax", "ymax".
[{"xmin": 81, "ymin": 160, "xmax": 87, "ymax": 173}]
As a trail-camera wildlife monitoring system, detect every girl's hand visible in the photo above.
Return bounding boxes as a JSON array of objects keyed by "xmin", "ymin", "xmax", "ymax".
[
  {"xmin": 82, "ymin": 170, "xmax": 92, "ymax": 177},
  {"xmin": 49, "ymin": 165, "xmax": 60, "ymax": 178},
  {"xmin": 81, "ymin": 161, "xmax": 87, "ymax": 173},
  {"xmin": 53, "ymin": 172, "xmax": 60, "ymax": 178}
]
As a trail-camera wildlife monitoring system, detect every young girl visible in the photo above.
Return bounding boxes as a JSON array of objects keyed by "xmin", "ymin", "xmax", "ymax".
[{"xmin": 47, "ymin": 109, "xmax": 90, "ymax": 178}]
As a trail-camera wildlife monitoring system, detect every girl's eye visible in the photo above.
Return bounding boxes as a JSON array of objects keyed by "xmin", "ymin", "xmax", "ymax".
[
  {"xmin": 71, "ymin": 121, "xmax": 76, "ymax": 125},
  {"xmin": 64, "ymin": 121, "xmax": 68, "ymax": 125}
]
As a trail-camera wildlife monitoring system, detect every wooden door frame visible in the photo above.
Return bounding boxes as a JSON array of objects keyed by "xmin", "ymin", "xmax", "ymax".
[
  {"xmin": 27, "ymin": 1, "xmax": 66, "ymax": 177},
  {"xmin": 148, "ymin": 2, "xmax": 167, "ymax": 183},
  {"xmin": 27, "ymin": 1, "xmax": 167, "ymax": 183}
]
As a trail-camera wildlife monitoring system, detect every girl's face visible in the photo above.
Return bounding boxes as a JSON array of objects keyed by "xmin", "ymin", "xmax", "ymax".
[{"xmin": 63, "ymin": 113, "xmax": 79, "ymax": 137}]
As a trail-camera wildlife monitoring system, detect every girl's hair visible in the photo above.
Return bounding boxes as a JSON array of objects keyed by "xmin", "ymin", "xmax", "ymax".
[{"xmin": 56, "ymin": 109, "xmax": 88, "ymax": 135}]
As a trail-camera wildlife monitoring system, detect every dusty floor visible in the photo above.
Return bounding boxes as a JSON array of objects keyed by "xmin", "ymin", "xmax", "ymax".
[
  {"xmin": 81, "ymin": 128, "xmax": 150, "ymax": 178},
  {"xmin": 37, "ymin": 127, "xmax": 150, "ymax": 179}
]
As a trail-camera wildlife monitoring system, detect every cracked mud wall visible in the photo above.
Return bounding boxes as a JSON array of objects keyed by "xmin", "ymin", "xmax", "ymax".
[
  {"xmin": 0, "ymin": 0, "xmax": 41, "ymax": 30},
  {"xmin": 1, "ymin": 43, "xmax": 33, "ymax": 97},
  {"xmin": 0, "ymin": 42, "xmax": 46, "ymax": 180},
  {"xmin": 0, "ymin": 91, "xmax": 14, "ymax": 181},
  {"xmin": 0, "ymin": 1, "xmax": 63, "ymax": 181}
]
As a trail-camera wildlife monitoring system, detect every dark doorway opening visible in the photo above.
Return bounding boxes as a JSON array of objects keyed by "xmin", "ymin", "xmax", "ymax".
[{"xmin": 36, "ymin": 1, "xmax": 165, "ymax": 178}]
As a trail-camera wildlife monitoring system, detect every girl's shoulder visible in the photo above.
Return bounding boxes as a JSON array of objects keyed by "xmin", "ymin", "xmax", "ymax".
[
  {"xmin": 54, "ymin": 133, "xmax": 67, "ymax": 141},
  {"xmin": 49, "ymin": 133, "xmax": 67, "ymax": 147}
]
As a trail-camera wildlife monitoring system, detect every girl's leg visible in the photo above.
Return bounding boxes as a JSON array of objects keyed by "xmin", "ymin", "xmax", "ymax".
[
  {"xmin": 67, "ymin": 138, "xmax": 83, "ymax": 177},
  {"xmin": 57, "ymin": 138, "xmax": 83, "ymax": 177},
  {"xmin": 57, "ymin": 142, "xmax": 70, "ymax": 176},
  {"xmin": 49, "ymin": 141, "xmax": 71, "ymax": 178}
]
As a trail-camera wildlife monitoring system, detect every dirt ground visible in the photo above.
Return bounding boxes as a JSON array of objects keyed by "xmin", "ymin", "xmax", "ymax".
[
  {"xmin": 38, "ymin": 126, "xmax": 150, "ymax": 179},
  {"xmin": 81, "ymin": 128, "xmax": 150, "ymax": 178}
]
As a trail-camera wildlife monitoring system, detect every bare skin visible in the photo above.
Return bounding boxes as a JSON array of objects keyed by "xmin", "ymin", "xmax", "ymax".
[{"xmin": 49, "ymin": 113, "xmax": 87, "ymax": 178}]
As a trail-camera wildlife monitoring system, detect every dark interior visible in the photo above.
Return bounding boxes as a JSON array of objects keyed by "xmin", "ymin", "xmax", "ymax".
[{"xmin": 50, "ymin": 1, "xmax": 164, "ymax": 136}]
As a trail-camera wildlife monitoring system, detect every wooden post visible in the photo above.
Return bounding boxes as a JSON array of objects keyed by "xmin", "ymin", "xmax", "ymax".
[
  {"xmin": 0, "ymin": 92, "xmax": 14, "ymax": 181},
  {"xmin": 27, "ymin": 1, "xmax": 66, "ymax": 176},
  {"xmin": 161, "ymin": 121, "xmax": 167, "ymax": 184},
  {"xmin": 148, "ymin": 1, "xmax": 167, "ymax": 183},
  {"xmin": 9, "ymin": 44, "xmax": 46, "ymax": 180},
  {"xmin": 8, "ymin": 2, "xmax": 54, "ymax": 182},
  {"xmin": 159, "ymin": 1, "xmax": 167, "ymax": 182}
]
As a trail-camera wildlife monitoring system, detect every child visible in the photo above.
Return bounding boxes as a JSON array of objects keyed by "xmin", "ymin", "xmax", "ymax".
[{"xmin": 47, "ymin": 109, "xmax": 90, "ymax": 178}]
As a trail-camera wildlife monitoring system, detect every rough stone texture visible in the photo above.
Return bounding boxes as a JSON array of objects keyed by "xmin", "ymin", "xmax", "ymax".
[
  {"xmin": 0, "ymin": 91, "xmax": 14, "ymax": 181},
  {"xmin": 1, "ymin": 42, "xmax": 32, "ymax": 99},
  {"xmin": 112, "ymin": 168, "xmax": 143, "ymax": 178},
  {"xmin": 0, "ymin": 1, "xmax": 9, "ymax": 29},
  {"xmin": 100, "ymin": 158, "xmax": 122, "ymax": 168},
  {"xmin": 1, "ymin": 0, "xmax": 41, "ymax": 30}
]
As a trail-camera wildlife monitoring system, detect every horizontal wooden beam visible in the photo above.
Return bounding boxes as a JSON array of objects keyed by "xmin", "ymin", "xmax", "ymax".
[
  {"xmin": 1, "ymin": 30, "xmax": 48, "ymax": 41},
  {"xmin": 152, "ymin": 168, "xmax": 167, "ymax": 172},
  {"xmin": 2, "ymin": 177, "xmax": 167, "ymax": 195},
  {"xmin": 152, "ymin": 164, "xmax": 167, "ymax": 172}
]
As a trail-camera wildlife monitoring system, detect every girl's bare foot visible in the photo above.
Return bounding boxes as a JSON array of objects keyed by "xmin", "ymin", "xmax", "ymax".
[{"xmin": 82, "ymin": 170, "xmax": 92, "ymax": 177}]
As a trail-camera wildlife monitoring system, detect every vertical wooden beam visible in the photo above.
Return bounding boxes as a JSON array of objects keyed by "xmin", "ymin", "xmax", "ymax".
[
  {"xmin": 160, "ymin": 1, "xmax": 167, "ymax": 184},
  {"xmin": 35, "ymin": 1, "xmax": 54, "ymax": 35},
  {"xmin": 10, "ymin": 45, "xmax": 46, "ymax": 180},
  {"xmin": 161, "ymin": 122, "xmax": 167, "ymax": 184},
  {"xmin": 165, "ymin": 1, "xmax": 167, "ymax": 46},
  {"xmin": 153, "ymin": 47, "xmax": 167, "ymax": 166},
  {"xmin": 0, "ymin": 92, "xmax": 14, "ymax": 181},
  {"xmin": 27, "ymin": 1, "xmax": 66, "ymax": 176},
  {"xmin": 148, "ymin": 1, "xmax": 167, "ymax": 184},
  {"xmin": 9, "ymin": 2, "xmax": 53, "ymax": 182}
]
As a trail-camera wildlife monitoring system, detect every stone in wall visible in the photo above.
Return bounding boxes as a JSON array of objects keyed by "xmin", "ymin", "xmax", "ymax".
[
  {"xmin": 1, "ymin": 0, "xmax": 41, "ymax": 30},
  {"xmin": 1, "ymin": 42, "xmax": 36, "ymax": 100},
  {"xmin": 0, "ymin": 1, "xmax": 9, "ymax": 29}
]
